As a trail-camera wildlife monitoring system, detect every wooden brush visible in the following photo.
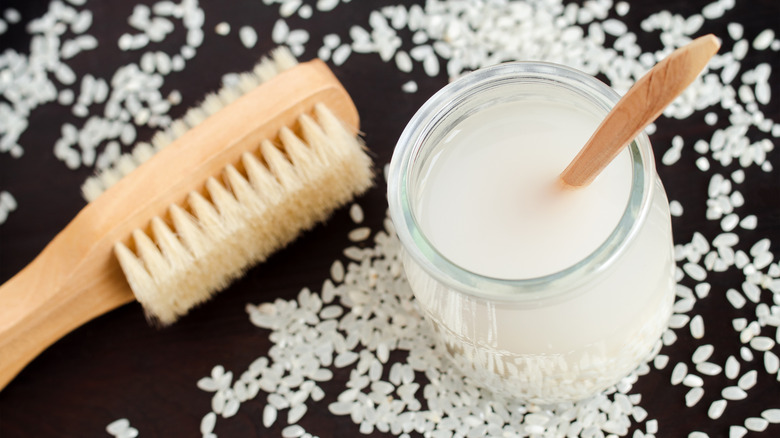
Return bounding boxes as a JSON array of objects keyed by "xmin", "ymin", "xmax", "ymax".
[{"xmin": 0, "ymin": 47, "xmax": 374, "ymax": 390}]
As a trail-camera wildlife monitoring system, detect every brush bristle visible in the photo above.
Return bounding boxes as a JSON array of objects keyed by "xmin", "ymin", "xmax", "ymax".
[
  {"xmin": 114, "ymin": 104, "xmax": 373, "ymax": 325},
  {"xmin": 81, "ymin": 47, "xmax": 300, "ymax": 202}
]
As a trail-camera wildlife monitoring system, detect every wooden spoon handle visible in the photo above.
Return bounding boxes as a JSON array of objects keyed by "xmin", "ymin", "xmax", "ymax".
[{"xmin": 559, "ymin": 34, "xmax": 721, "ymax": 188}]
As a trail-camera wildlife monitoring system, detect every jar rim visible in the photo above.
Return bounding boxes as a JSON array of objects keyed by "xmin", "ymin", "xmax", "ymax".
[{"xmin": 387, "ymin": 61, "xmax": 656, "ymax": 302}]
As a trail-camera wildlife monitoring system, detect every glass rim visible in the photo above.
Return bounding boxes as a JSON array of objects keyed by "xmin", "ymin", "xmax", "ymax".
[{"xmin": 387, "ymin": 61, "xmax": 657, "ymax": 302}]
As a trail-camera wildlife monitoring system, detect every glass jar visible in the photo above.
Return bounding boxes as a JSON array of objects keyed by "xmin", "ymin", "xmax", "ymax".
[{"xmin": 387, "ymin": 62, "xmax": 676, "ymax": 404}]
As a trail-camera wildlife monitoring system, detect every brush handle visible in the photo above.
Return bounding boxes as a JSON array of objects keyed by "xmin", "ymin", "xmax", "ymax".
[
  {"xmin": 0, "ymin": 205, "xmax": 136, "ymax": 390},
  {"xmin": 559, "ymin": 34, "xmax": 720, "ymax": 188},
  {"xmin": 0, "ymin": 59, "xmax": 359, "ymax": 390}
]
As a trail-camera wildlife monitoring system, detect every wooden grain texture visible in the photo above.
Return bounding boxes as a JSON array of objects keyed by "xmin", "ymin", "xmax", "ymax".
[
  {"xmin": 0, "ymin": 59, "xmax": 358, "ymax": 391},
  {"xmin": 560, "ymin": 34, "xmax": 720, "ymax": 188}
]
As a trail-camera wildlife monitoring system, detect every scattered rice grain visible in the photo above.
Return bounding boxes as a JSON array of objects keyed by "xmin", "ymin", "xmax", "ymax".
[
  {"xmin": 722, "ymin": 386, "xmax": 747, "ymax": 400},
  {"xmin": 239, "ymin": 26, "xmax": 257, "ymax": 48},
  {"xmin": 753, "ymin": 29, "xmax": 775, "ymax": 51},
  {"xmin": 745, "ymin": 417, "xmax": 769, "ymax": 432},
  {"xmin": 402, "ymin": 80, "xmax": 418, "ymax": 93},
  {"xmin": 708, "ymin": 399, "xmax": 728, "ymax": 420}
]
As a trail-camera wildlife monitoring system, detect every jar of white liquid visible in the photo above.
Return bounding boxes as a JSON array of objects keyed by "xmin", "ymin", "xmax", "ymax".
[{"xmin": 387, "ymin": 62, "xmax": 676, "ymax": 404}]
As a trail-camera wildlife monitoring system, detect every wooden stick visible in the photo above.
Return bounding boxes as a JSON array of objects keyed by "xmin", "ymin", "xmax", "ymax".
[{"xmin": 559, "ymin": 34, "xmax": 720, "ymax": 189}]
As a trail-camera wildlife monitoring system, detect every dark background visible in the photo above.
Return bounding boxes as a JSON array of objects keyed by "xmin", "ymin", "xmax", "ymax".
[{"xmin": 1, "ymin": 0, "xmax": 779, "ymax": 436}]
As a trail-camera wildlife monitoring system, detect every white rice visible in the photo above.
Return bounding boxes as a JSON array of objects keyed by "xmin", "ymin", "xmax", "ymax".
[
  {"xmin": 744, "ymin": 417, "xmax": 769, "ymax": 432},
  {"xmin": 753, "ymin": 29, "xmax": 775, "ymax": 51},
  {"xmin": 281, "ymin": 424, "xmax": 305, "ymax": 437},
  {"xmin": 691, "ymin": 344, "xmax": 714, "ymax": 363},
  {"xmin": 671, "ymin": 362, "xmax": 688, "ymax": 385},
  {"xmin": 727, "ymin": 22, "xmax": 744, "ymax": 40},
  {"xmin": 708, "ymin": 399, "xmax": 727, "ymax": 419},
  {"xmin": 347, "ymin": 227, "xmax": 371, "ymax": 242},
  {"xmin": 331, "ymin": 44, "xmax": 351, "ymax": 66},
  {"xmin": 329, "ymin": 260, "xmax": 345, "ymax": 283},
  {"xmin": 200, "ymin": 412, "xmax": 216, "ymax": 434},
  {"xmin": 749, "ymin": 336, "xmax": 775, "ymax": 351},
  {"xmin": 653, "ymin": 354, "xmax": 669, "ymax": 369},
  {"xmin": 239, "ymin": 26, "xmax": 257, "ymax": 49},
  {"xmin": 739, "ymin": 215, "xmax": 757, "ymax": 229},
  {"xmin": 737, "ymin": 370, "xmax": 757, "ymax": 390},
  {"xmin": 721, "ymin": 386, "xmax": 747, "ymax": 400},
  {"xmin": 763, "ymin": 408, "xmax": 780, "ymax": 423},
  {"xmin": 4, "ymin": 0, "xmax": 778, "ymax": 437},
  {"xmin": 106, "ymin": 418, "xmax": 138, "ymax": 438},
  {"xmin": 401, "ymin": 80, "xmax": 417, "ymax": 93},
  {"xmin": 696, "ymin": 362, "xmax": 721, "ymax": 376},
  {"xmin": 765, "ymin": 351, "xmax": 780, "ymax": 374},
  {"xmin": 272, "ymin": 19, "xmax": 289, "ymax": 43}
]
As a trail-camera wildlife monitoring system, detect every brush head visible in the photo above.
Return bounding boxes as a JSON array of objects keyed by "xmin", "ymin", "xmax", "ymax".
[{"xmin": 99, "ymin": 49, "xmax": 373, "ymax": 325}]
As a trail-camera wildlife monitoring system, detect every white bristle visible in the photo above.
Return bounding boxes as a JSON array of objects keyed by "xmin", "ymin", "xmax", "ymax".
[
  {"xmin": 201, "ymin": 94, "xmax": 226, "ymax": 116},
  {"xmin": 298, "ymin": 113, "xmax": 334, "ymax": 165},
  {"xmin": 260, "ymin": 140, "xmax": 302, "ymax": 191},
  {"xmin": 254, "ymin": 60, "xmax": 281, "ymax": 83},
  {"xmin": 242, "ymin": 152, "xmax": 285, "ymax": 205},
  {"xmin": 279, "ymin": 126, "xmax": 321, "ymax": 181},
  {"xmin": 115, "ymin": 155, "xmax": 138, "ymax": 177},
  {"xmin": 98, "ymin": 168, "xmax": 123, "ymax": 190},
  {"xmin": 149, "ymin": 130, "xmax": 174, "ymax": 151},
  {"xmin": 222, "ymin": 163, "xmax": 277, "ymax": 248},
  {"xmin": 131, "ymin": 142, "xmax": 156, "ymax": 165},
  {"xmin": 114, "ymin": 242, "xmax": 157, "ymax": 307},
  {"xmin": 166, "ymin": 120, "xmax": 189, "ymax": 139},
  {"xmin": 80, "ymin": 48, "xmax": 301, "ymax": 202},
  {"xmin": 168, "ymin": 204, "xmax": 209, "ymax": 258},
  {"xmin": 132, "ymin": 228, "xmax": 170, "ymax": 282},
  {"xmin": 184, "ymin": 106, "xmax": 209, "ymax": 128},
  {"xmin": 217, "ymin": 86, "xmax": 243, "ymax": 106},
  {"xmin": 272, "ymin": 46, "xmax": 299, "ymax": 71},
  {"xmin": 237, "ymin": 73, "xmax": 261, "ymax": 94},
  {"xmin": 150, "ymin": 217, "xmax": 192, "ymax": 273},
  {"xmin": 115, "ymin": 105, "xmax": 372, "ymax": 324},
  {"xmin": 81, "ymin": 177, "xmax": 104, "ymax": 203}
]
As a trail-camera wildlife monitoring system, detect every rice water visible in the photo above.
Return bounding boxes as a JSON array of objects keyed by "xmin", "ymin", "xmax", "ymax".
[
  {"xmin": 388, "ymin": 62, "xmax": 676, "ymax": 403},
  {"xmin": 417, "ymin": 100, "xmax": 631, "ymax": 279}
]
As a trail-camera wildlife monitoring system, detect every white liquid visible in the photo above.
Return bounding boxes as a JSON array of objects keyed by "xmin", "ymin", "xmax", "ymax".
[
  {"xmin": 417, "ymin": 99, "xmax": 632, "ymax": 279},
  {"xmin": 400, "ymin": 95, "xmax": 676, "ymax": 402}
]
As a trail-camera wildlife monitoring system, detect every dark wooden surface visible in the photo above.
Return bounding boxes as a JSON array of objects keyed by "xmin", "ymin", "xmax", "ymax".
[{"xmin": 0, "ymin": 0, "xmax": 779, "ymax": 436}]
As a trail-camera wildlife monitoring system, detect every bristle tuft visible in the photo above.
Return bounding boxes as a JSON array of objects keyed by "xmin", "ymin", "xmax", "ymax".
[
  {"xmin": 168, "ymin": 120, "xmax": 191, "ymax": 140},
  {"xmin": 271, "ymin": 46, "xmax": 298, "ymax": 71},
  {"xmin": 131, "ymin": 142, "xmax": 156, "ymax": 165},
  {"xmin": 115, "ymin": 155, "xmax": 138, "ymax": 177},
  {"xmin": 201, "ymin": 93, "xmax": 225, "ymax": 116},
  {"xmin": 217, "ymin": 86, "xmax": 243, "ymax": 106},
  {"xmin": 242, "ymin": 152, "xmax": 285, "ymax": 205},
  {"xmin": 183, "ymin": 106, "xmax": 208, "ymax": 128},
  {"xmin": 131, "ymin": 229, "xmax": 168, "ymax": 281},
  {"xmin": 81, "ymin": 177, "xmax": 104, "ymax": 203},
  {"xmin": 118, "ymin": 103, "xmax": 372, "ymax": 324},
  {"xmin": 260, "ymin": 139, "xmax": 302, "ymax": 191},
  {"xmin": 114, "ymin": 241, "xmax": 159, "ymax": 320},
  {"xmin": 237, "ymin": 73, "xmax": 261, "ymax": 94},
  {"xmin": 98, "ymin": 168, "xmax": 122, "ymax": 190},
  {"xmin": 151, "ymin": 130, "xmax": 175, "ymax": 151}
]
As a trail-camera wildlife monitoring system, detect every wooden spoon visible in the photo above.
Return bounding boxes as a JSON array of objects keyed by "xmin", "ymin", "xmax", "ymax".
[{"xmin": 559, "ymin": 34, "xmax": 721, "ymax": 189}]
